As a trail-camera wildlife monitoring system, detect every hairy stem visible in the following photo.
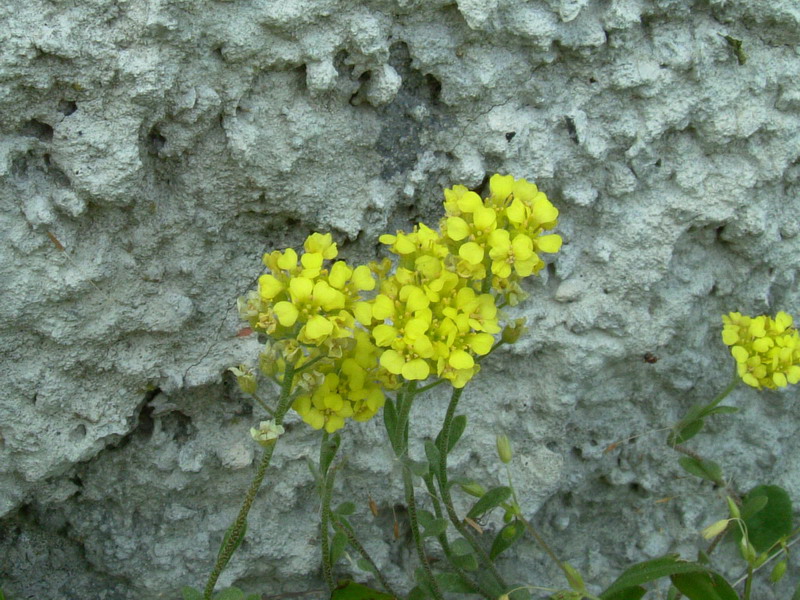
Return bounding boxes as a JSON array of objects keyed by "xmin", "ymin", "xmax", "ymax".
[
  {"xmin": 203, "ymin": 362, "xmax": 297, "ymax": 599},
  {"xmin": 435, "ymin": 387, "xmax": 507, "ymax": 592},
  {"xmin": 331, "ymin": 518, "xmax": 399, "ymax": 598}
]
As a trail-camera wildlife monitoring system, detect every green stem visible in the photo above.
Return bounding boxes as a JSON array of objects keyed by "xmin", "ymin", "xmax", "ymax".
[
  {"xmin": 704, "ymin": 370, "xmax": 740, "ymax": 413},
  {"xmin": 203, "ymin": 362, "xmax": 297, "ymax": 600},
  {"xmin": 403, "ymin": 463, "xmax": 444, "ymax": 600},
  {"xmin": 320, "ymin": 433, "xmax": 339, "ymax": 591},
  {"xmin": 422, "ymin": 475, "xmax": 494, "ymax": 599},
  {"xmin": 743, "ymin": 564, "xmax": 753, "ymax": 600},
  {"xmin": 392, "ymin": 382, "xmax": 443, "ymax": 600},
  {"xmin": 331, "ymin": 518, "xmax": 399, "ymax": 598},
  {"xmin": 435, "ymin": 387, "xmax": 508, "ymax": 592},
  {"xmin": 517, "ymin": 515, "xmax": 568, "ymax": 578}
]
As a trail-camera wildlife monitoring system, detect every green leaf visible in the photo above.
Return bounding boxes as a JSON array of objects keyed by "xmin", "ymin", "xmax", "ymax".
[
  {"xmin": 383, "ymin": 399, "xmax": 398, "ymax": 449},
  {"xmin": 507, "ymin": 588, "xmax": 532, "ymax": 600},
  {"xmin": 424, "ymin": 440, "xmax": 441, "ymax": 477},
  {"xmin": 599, "ymin": 555, "xmax": 708, "ymax": 599},
  {"xmin": 407, "ymin": 460, "xmax": 429, "ymax": 477},
  {"xmin": 792, "ymin": 581, "xmax": 800, "ymax": 600},
  {"xmin": 306, "ymin": 457, "xmax": 322, "ymax": 486},
  {"xmin": 330, "ymin": 530, "xmax": 348, "ymax": 563},
  {"xmin": 331, "ymin": 580, "xmax": 396, "ymax": 600},
  {"xmin": 490, "ymin": 520, "xmax": 525, "ymax": 560},
  {"xmin": 451, "ymin": 550, "xmax": 478, "ymax": 571},
  {"xmin": 407, "ymin": 585, "xmax": 429, "ymax": 600},
  {"xmin": 670, "ymin": 571, "xmax": 738, "ymax": 600},
  {"xmin": 422, "ymin": 518, "xmax": 448, "ymax": 538},
  {"xmin": 356, "ymin": 558, "xmax": 377, "ymax": 574},
  {"xmin": 447, "ymin": 415, "xmax": 467, "ymax": 453},
  {"xmin": 701, "ymin": 406, "xmax": 739, "ymax": 417},
  {"xmin": 678, "ymin": 456, "xmax": 723, "ymax": 484},
  {"xmin": 320, "ymin": 433, "xmax": 342, "ymax": 475},
  {"xmin": 450, "ymin": 537, "xmax": 473, "ymax": 556},
  {"xmin": 601, "ymin": 587, "xmax": 646, "ymax": 600},
  {"xmin": 181, "ymin": 588, "xmax": 204, "ymax": 600},
  {"xmin": 217, "ymin": 521, "xmax": 247, "ymax": 567},
  {"xmin": 666, "ymin": 586, "xmax": 679, "ymax": 600},
  {"xmin": 334, "ymin": 502, "xmax": 356, "ymax": 516},
  {"xmin": 214, "ymin": 588, "xmax": 246, "ymax": 600},
  {"xmin": 417, "ymin": 509, "xmax": 436, "ymax": 528},
  {"xmin": 245, "ymin": 595, "xmax": 261, "ymax": 600},
  {"xmin": 467, "ymin": 486, "xmax": 512, "ymax": 520},
  {"xmin": 737, "ymin": 485, "xmax": 793, "ymax": 552},
  {"xmin": 740, "ymin": 494, "xmax": 769, "ymax": 520},
  {"xmin": 668, "ymin": 419, "xmax": 704, "ymax": 446},
  {"xmin": 435, "ymin": 572, "xmax": 475, "ymax": 594}
]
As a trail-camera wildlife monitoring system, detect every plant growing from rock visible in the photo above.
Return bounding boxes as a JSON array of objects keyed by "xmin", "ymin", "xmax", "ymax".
[{"xmin": 181, "ymin": 176, "xmax": 800, "ymax": 600}]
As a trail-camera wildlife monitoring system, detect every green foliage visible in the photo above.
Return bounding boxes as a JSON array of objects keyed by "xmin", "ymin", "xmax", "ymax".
[
  {"xmin": 598, "ymin": 555, "xmax": 710, "ymax": 599},
  {"xmin": 331, "ymin": 580, "xmax": 396, "ymax": 600},
  {"xmin": 334, "ymin": 502, "xmax": 356, "ymax": 516},
  {"xmin": 466, "ymin": 486, "xmax": 512, "ymax": 519},
  {"xmin": 330, "ymin": 530, "xmax": 348, "ymax": 563},
  {"xmin": 677, "ymin": 456, "xmax": 723, "ymax": 485},
  {"xmin": 436, "ymin": 414, "xmax": 467, "ymax": 453},
  {"xmin": 733, "ymin": 485, "xmax": 793, "ymax": 552},
  {"xmin": 490, "ymin": 520, "xmax": 525, "ymax": 560},
  {"xmin": 670, "ymin": 571, "xmax": 738, "ymax": 600},
  {"xmin": 320, "ymin": 433, "xmax": 342, "ymax": 476}
]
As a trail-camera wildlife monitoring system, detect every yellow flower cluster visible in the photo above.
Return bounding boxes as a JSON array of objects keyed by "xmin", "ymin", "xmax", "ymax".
[
  {"xmin": 238, "ymin": 175, "xmax": 563, "ymax": 430},
  {"xmin": 441, "ymin": 174, "xmax": 562, "ymax": 304},
  {"xmin": 722, "ymin": 311, "xmax": 800, "ymax": 389},
  {"xmin": 292, "ymin": 331, "xmax": 386, "ymax": 432}
]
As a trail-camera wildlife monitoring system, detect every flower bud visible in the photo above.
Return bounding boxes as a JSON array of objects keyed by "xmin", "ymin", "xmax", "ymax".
[
  {"xmin": 501, "ymin": 318, "xmax": 526, "ymax": 344},
  {"xmin": 459, "ymin": 481, "xmax": 487, "ymax": 498},
  {"xmin": 770, "ymin": 560, "xmax": 787, "ymax": 583},
  {"xmin": 496, "ymin": 434, "xmax": 513, "ymax": 464},
  {"xmin": 739, "ymin": 536, "xmax": 756, "ymax": 564},
  {"xmin": 250, "ymin": 419, "xmax": 284, "ymax": 447},
  {"xmin": 726, "ymin": 496, "xmax": 741, "ymax": 520},
  {"xmin": 229, "ymin": 365, "xmax": 258, "ymax": 395},
  {"xmin": 563, "ymin": 562, "xmax": 585, "ymax": 592},
  {"xmin": 701, "ymin": 519, "xmax": 730, "ymax": 540}
]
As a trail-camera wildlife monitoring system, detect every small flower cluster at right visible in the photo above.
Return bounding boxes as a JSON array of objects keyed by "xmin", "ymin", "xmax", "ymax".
[{"xmin": 722, "ymin": 311, "xmax": 800, "ymax": 389}]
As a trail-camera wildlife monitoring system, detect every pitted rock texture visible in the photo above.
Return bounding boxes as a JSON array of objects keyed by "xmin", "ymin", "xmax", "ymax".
[{"xmin": 1, "ymin": 0, "xmax": 799, "ymax": 598}]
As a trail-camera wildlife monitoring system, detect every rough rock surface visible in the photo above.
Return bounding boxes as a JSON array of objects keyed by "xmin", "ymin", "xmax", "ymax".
[{"xmin": 1, "ymin": 0, "xmax": 799, "ymax": 598}]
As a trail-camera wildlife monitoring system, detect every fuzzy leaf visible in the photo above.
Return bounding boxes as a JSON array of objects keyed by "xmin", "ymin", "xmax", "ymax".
[
  {"xmin": 320, "ymin": 433, "xmax": 341, "ymax": 475},
  {"xmin": 334, "ymin": 502, "xmax": 356, "ymax": 516},
  {"xmin": 670, "ymin": 571, "xmax": 738, "ymax": 600},
  {"xmin": 383, "ymin": 399, "xmax": 398, "ymax": 449},
  {"xmin": 424, "ymin": 440, "xmax": 441, "ymax": 477},
  {"xmin": 435, "ymin": 572, "xmax": 475, "ymax": 594},
  {"xmin": 736, "ymin": 485, "xmax": 793, "ymax": 552},
  {"xmin": 214, "ymin": 588, "xmax": 246, "ymax": 600},
  {"xmin": 599, "ymin": 555, "xmax": 708, "ymax": 599},
  {"xmin": 601, "ymin": 588, "xmax": 646, "ymax": 600},
  {"xmin": 436, "ymin": 415, "xmax": 467, "ymax": 453},
  {"xmin": 668, "ymin": 419, "xmax": 704, "ymax": 446},
  {"xmin": 181, "ymin": 588, "xmax": 204, "ymax": 600},
  {"xmin": 678, "ymin": 456, "xmax": 723, "ymax": 484},
  {"xmin": 467, "ymin": 486, "xmax": 512, "ymax": 520},
  {"xmin": 490, "ymin": 520, "xmax": 525, "ymax": 560},
  {"xmin": 330, "ymin": 530, "xmax": 348, "ymax": 563},
  {"xmin": 331, "ymin": 580, "xmax": 396, "ymax": 600}
]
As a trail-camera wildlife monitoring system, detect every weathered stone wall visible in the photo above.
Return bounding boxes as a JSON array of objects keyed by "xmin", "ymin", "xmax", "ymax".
[{"xmin": 1, "ymin": 0, "xmax": 799, "ymax": 598}]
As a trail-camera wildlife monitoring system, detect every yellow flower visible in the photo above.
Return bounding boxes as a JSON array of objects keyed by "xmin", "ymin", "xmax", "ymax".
[{"xmin": 722, "ymin": 311, "xmax": 800, "ymax": 389}]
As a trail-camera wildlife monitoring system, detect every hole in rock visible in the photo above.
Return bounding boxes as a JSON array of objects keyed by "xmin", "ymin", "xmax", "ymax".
[
  {"xmin": 69, "ymin": 424, "xmax": 87, "ymax": 441},
  {"xmin": 58, "ymin": 100, "xmax": 78, "ymax": 116},
  {"xmin": 21, "ymin": 119, "xmax": 54, "ymax": 142},
  {"xmin": 147, "ymin": 128, "xmax": 167, "ymax": 154}
]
